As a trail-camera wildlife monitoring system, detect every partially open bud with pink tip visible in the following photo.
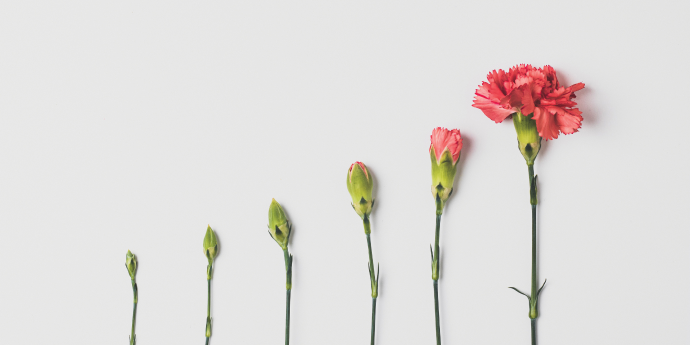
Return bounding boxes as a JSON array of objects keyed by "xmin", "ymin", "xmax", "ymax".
[
  {"xmin": 346, "ymin": 161, "xmax": 374, "ymax": 221},
  {"xmin": 429, "ymin": 127, "xmax": 462, "ymax": 213}
]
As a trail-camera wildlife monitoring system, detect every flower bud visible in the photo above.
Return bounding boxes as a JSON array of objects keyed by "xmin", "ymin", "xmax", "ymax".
[
  {"xmin": 346, "ymin": 162, "xmax": 374, "ymax": 219},
  {"xmin": 203, "ymin": 225, "xmax": 218, "ymax": 262},
  {"xmin": 429, "ymin": 128, "xmax": 462, "ymax": 212},
  {"xmin": 125, "ymin": 250, "xmax": 137, "ymax": 280},
  {"xmin": 513, "ymin": 111, "xmax": 541, "ymax": 165},
  {"xmin": 268, "ymin": 198, "xmax": 290, "ymax": 249}
]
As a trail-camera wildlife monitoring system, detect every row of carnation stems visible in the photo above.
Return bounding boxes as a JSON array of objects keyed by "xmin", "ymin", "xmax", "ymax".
[
  {"xmin": 124, "ymin": 110, "xmax": 578, "ymax": 345},
  {"xmin": 122, "ymin": 126, "xmax": 534, "ymax": 345}
]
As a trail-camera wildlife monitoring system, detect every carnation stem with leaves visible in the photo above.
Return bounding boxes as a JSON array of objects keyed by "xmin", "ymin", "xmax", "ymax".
[
  {"xmin": 346, "ymin": 162, "xmax": 379, "ymax": 345},
  {"xmin": 267, "ymin": 199, "xmax": 294, "ymax": 345},
  {"xmin": 428, "ymin": 127, "xmax": 462, "ymax": 345},
  {"xmin": 203, "ymin": 226, "xmax": 219, "ymax": 345},
  {"xmin": 473, "ymin": 64, "xmax": 585, "ymax": 345},
  {"xmin": 125, "ymin": 250, "xmax": 138, "ymax": 345}
]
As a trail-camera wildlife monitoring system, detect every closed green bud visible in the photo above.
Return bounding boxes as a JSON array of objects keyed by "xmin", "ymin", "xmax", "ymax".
[
  {"xmin": 125, "ymin": 250, "xmax": 137, "ymax": 280},
  {"xmin": 268, "ymin": 198, "xmax": 290, "ymax": 249},
  {"xmin": 429, "ymin": 128, "xmax": 462, "ymax": 213},
  {"xmin": 203, "ymin": 225, "xmax": 218, "ymax": 262},
  {"xmin": 346, "ymin": 162, "xmax": 374, "ymax": 219},
  {"xmin": 513, "ymin": 111, "xmax": 541, "ymax": 166}
]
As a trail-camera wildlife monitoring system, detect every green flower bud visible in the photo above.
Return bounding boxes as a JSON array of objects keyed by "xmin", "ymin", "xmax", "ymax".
[
  {"xmin": 429, "ymin": 128, "xmax": 462, "ymax": 213},
  {"xmin": 346, "ymin": 162, "xmax": 374, "ymax": 219},
  {"xmin": 203, "ymin": 225, "xmax": 218, "ymax": 262},
  {"xmin": 513, "ymin": 111, "xmax": 541, "ymax": 166},
  {"xmin": 268, "ymin": 198, "xmax": 290, "ymax": 250},
  {"xmin": 125, "ymin": 250, "xmax": 137, "ymax": 280}
]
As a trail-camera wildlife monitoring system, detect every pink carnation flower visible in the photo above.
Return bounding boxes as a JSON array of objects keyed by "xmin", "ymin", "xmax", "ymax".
[
  {"xmin": 430, "ymin": 127, "xmax": 462, "ymax": 164},
  {"xmin": 472, "ymin": 64, "xmax": 585, "ymax": 140}
]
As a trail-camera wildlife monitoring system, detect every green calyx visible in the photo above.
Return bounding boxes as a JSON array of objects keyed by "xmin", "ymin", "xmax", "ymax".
[
  {"xmin": 203, "ymin": 225, "xmax": 219, "ymax": 263},
  {"xmin": 430, "ymin": 148, "xmax": 458, "ymax": 213},
  {"xmin": 513, "ymin": 111, "xmax": 541, "ymax": 166},
  {"xmin": 125, "ymin": 250, "xmax": 137, "ymax": 280},
  {"xmin": 346, "ymin": 163, "xmax": 374, "ymax": 219},
  {"xmin": 205, "ymin": 316, "xmax": 212, "ymax": 337},
  {"xmin": 268, "ymin": 198, "xmax": 290, "ymax": 250}
]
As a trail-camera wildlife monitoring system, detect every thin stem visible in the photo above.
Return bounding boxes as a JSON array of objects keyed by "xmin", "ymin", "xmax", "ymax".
[
  {"xmin": 285, "ymin": 289, "xmax": 291, "ymax": 345},
  {"xmin": 364, "ymin": 217, "xmax": 377, "ymax": 344},
  {"xmin": 130, "ymin": 280, "xmax": 137, "ymax": 345},
  {"xmin": 206, "ymin": 262, "xmax": 212, "ymax": 345},
  {"xmin": 432, "ymin": 213, "xmax": 442, "ymax": 345},
  {"xmin": 433, "ymin": 214, "xmax": 441, "ymax": 274},
  {"xmin": 371, "ymin": 298, "xmax": 377, "ymax": 345},
  {"xmin": 366, "ymin": 234, "xmax": 375, "ymax": 278},
  {"xmin": 531, "ymin": 204, "xmax": 537, "ymax": 300},
  {"xmin": 531, "ymin": 319, "xmax": 536, "ymax": 345},
  {"xmin": 283, "ymin": 248, "xmax": 292, "ymax": 345},
  {"xmin": 528, "ymin": 165, "xmax": 537, "ymax": 299},
  {"xmin": 207, "ymin": 278, "xmax": 211, "ymax": 319},
  {"xmin": 433, "ymin": 280, "xmax": 441, "ymax": 345},
  {"xmin": 528, "ymin": 164, "xmax": 538, "ymax": 345}
]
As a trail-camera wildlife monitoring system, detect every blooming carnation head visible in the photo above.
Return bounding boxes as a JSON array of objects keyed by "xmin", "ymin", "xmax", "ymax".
[{"xmin": 472, "ymin": 64, "xmax": 585, "ymax": 141}]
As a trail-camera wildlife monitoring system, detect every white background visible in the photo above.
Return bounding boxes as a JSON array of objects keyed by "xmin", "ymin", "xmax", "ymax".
[{"xmin": 1, "ymin": 1, "xmax": 689, "ymax": 344}]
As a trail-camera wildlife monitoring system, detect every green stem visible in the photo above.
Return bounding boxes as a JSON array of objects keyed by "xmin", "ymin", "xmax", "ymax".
[
  {"xmin": 283, "ymin": 248, "xmax": 292, "ymax": 345},
  {"xmin": 285, "ymin": 289, "xmax": 291, "ymax": 345},
  {"xmin": 528, "ymin": 164, "xmax": 538, "ymax": 345},
  {"xmin": 531, "ymin": 204, "xmax": 537, "ymax": 301},
  {"xmin": 130, "ymin": 280, "xmax": 137, "ymax": 345},
  {"xmin": 206, "ymin": 262, "xmax": 212, "ymax": 345},
  {"xmin": 433, "ymin": 280, "xmax": 441, "ymax": 345},
  {"xmin": 364, "ymin": 217, "xmax": 377, "ymax": 344},
  {"xmin": 529, "ymin": 165, "xmax": 537, "ymax": 299},
  {"xmin": 432, "ymin": 213, "xmax": 442, "ymax": 345},
  {"xmin": 433, "ymin": 214, "xmax": 441, "ymax": 276},
  {"xmin": 371, "ymin": 297, "xmax": 377, "ymax": 345},
  {"xmin": 366, "ymin": 234, "xmax": 375, "ymax": 279},
  {"xmin": 531, "ymin": 319, "xmax": 536, "ymax": 345},
  {"xmin": 207, "ymin": 278, "xmax": 211, "ymax": 320}
]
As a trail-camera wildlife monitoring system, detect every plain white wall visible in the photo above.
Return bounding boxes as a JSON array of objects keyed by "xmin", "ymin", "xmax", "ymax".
[{"xmin": 1, "ymin": 1, "xmax": 688, "ymax": 344}]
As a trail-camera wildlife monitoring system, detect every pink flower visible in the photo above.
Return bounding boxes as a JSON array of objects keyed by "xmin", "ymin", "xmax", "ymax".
[
  {"xmin": 430, "ymin": 127, "xmax": 462, "ymax": 164},
  {"xmin": 472, "ymin": 64, "xmax": 585, "ymax": 140}
]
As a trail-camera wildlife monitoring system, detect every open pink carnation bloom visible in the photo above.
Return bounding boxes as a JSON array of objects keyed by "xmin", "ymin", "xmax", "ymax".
[
  {"xmin": 430, "ymin": 127, "xmax": 462, "ymax": 164},
  {"xmin": 472, "ymin": 64, "xmax": 585, "ymax": 140}
]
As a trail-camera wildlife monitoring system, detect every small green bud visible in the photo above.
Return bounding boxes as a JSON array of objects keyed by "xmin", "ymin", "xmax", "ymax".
[
  {"xmin": 125, "ymin": 250, "xmax": 137, "ymax": 280},
  {"xmin": 513, "ymin": 111, "xmax": 541, "ymax": 166},
  {"xmin": 203, "ymin": 225, "xmax": 218, "ymax": 262},
  {"xmin": 268, "ymin": 199, "xmax": 290, "ymax": 250},
  {"xmin": 346, "ymin": 162, "xmax": 374, "ymax": 219}
]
